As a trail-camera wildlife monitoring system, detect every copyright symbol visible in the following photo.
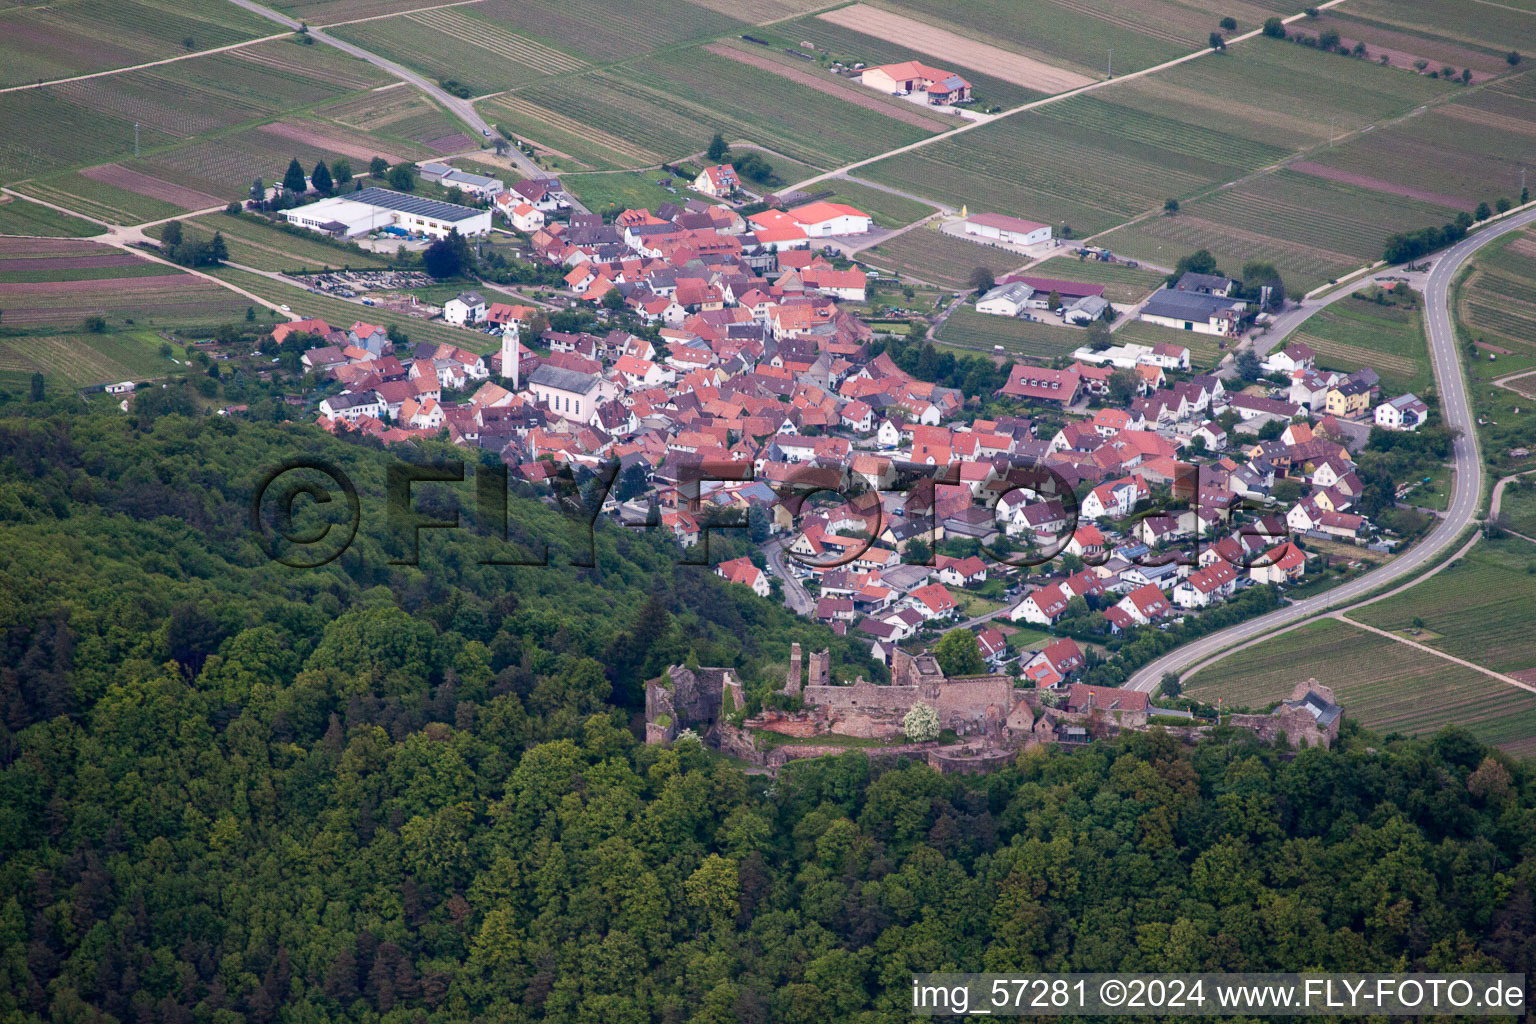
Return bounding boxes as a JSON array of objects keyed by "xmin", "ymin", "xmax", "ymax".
[
  {"xmin": 250, "ymin": 458, "xmax": 360, "ymax": 568},
  {"xmin": 1100, "ymin": 980, "xmax": 1126, "ymax": 1007}
]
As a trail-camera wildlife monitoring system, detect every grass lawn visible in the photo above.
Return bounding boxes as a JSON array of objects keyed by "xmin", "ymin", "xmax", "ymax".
[
  {"xmin": 1351, "ymin": 537, "xmax": 1536, "ymax": 676},
  {"xmin": 820, "ymin": 178, "xmax": 938, "ymax": 229},
  {"xmin": 1112, "ymin": 317, "xmax": 1228, "ymax": 371},
  {"xmin": 565, "ymin": 171, "xmax": 689, "ymax": 218},
  {"xmin": 1501, "ymin": 479, "xmax": 1536, "ymax": 538},
  {"xmin": 937, "ymin": 305, "xmax": 1088, "ymax": 361},
  {"xmin": 1290, "ymin": 294, "xmax": 1430, "ymax": 394},
  {"xmin": 1026, "ymin": 255, "xmax": 1167, "ymax": 303},
  {"xmin": 859, "ymin": 225, "xmax": 1021, "ymax": 289},
  {"xmin": 1186, "ymin": 617, "xmax": 1536, "ymax": 759},
  {"xmin": 1002, "ymin": 624, "xmax": 1055, "ymax": 652},
  {"xmin": 0, "ymin": 197, "xmax": 102, "ymax": 238},
  {"xmin": 955, "ymin": 592, "xmax": 1004, "ymax": 618}
]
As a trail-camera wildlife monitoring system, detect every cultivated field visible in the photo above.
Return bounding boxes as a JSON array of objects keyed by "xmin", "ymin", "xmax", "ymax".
[
  {"xmin": 1185, "ymin": 617, "xmax": 1536, "ymax": 759},
  {"xmin": 331, "ymin": 9, "xmax": 586, "ymax": 97},
  {"xmin": 266, "ymin": 0, "xmax": 461, "ymax": 24},
  {"xmin": 497, "ymin": 47, "xmax": 942, "ymax": 171},
  {"xmin": 1456, "ymin": 228, "xmax": 1536, "ymax": 360},
  {"xmin": 703, "ymin": 42, "xmax": 958, "ymax": 133},
  {"xmin": 1026, "ymin": 255, "xmax": 1165, "ymax": 303},
  {"xmin": 871, "ymin": 0, "xmax": 1317, "ymax": 80},
  {"xmin": 314, "ymin": 87, "xmax": 474, "ymax": 154},
  {"xmin": 0, "ymin": 247, "xmax": 252, "ymax": 330},
  {"xmin": 1352, "ymin": 538, "xmax": 1536, "ymax": 676},
  {"xmin": 0, "ymin": 330, "xmax": 184, "ymax": 392},
  {"xmin": 1501, "ymin": 479, "xmax": 1536, "ymax": 539},
  {"xmin": 151, "ymin": 214, "xmax": 391, "ymax": 273},
  {"xmin": 859, "ymin": 226, "xmax": 1020, "ymax": 288},
  {"xmin": 0, "ymin": 0, "xmax": 273, "ymax": 87},
  {"xmin": 1290, "ymin": 294, "xmax": 1430, "ymax": 394},
  {"xmin": 818, "ymin": 4, "xmax": 1094, "ymax": 94},
  {"xmin": 935, "ymin": 305, "xmax": 1087, "ymax": 361},
  {"xmin": 767, "ymin": 15, "xmax": 1046, "ymax": 109},
  {"xmin": 0, "ymin": 39, "xmax": 392, "ymax": 186},
  {"xmin": 864, "ymin": 38, "xmax": 1453, "ymax": 247},
  {"xmin": 1100, "ymin": 170, "xmax": 1465, "ymax": 293},
  {"xmin": 11, "ymin": 172, "xmax": 183, "ymax": 225},
  {"xmin": 0, "ymin": 195, "xmax": 101, "ymax": 237},
  {"xmin": 1339, "ymin": 0, "xmax": 1536, "ymax": 58}
]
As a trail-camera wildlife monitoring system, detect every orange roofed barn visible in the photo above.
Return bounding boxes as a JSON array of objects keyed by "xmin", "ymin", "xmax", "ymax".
[{"xmin": 861, "ymin": 60, "xmax": 973, "ymax": 104}]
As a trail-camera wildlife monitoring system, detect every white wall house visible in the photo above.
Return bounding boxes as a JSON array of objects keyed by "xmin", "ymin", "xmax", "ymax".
[{"xmin": 443, "ymin": 291, "xmax": 486, "ymax": 326}]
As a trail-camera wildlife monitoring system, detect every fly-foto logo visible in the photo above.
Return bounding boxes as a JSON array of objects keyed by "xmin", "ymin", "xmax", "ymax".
[{"xmin": 250, "ymin": 455, "xmax": 1293, "ymax": 572}]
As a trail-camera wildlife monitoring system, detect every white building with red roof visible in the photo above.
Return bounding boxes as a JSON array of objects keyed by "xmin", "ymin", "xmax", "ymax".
[
  {"xmin": 786, "ymin": 200, "xmax": 872, "ymax": 237},
  {"xmin": 693, "ymin": 164, "xmax": 739, "ymax": 197},
  {"xmin": 861, "ymin": 60, "xmax": 972, "ymax": 104},
  {"xmin": 964, "ymin": 212, "xmax": 1052, "ymax": 246},
  {"xmin": 716, "ymin": 556, "xmax": 770, "ymax": 597}
]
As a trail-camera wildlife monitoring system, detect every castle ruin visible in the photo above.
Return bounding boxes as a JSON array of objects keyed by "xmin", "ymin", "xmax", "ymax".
[{"xmin": 645, "ymin": 646, "xmax": 1342, "ymax": 773}]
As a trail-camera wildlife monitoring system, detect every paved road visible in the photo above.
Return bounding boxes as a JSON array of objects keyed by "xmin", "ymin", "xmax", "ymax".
[
  {"xmin": 223, "ymin": 0, "xmax": 549, "ymax": 184},
  {"xmin": 1125, "ymin": 206, "xmax": 1536, "ymax": 692},
  {"xmin": 763, "ymin": 541, "xmax": 815, "ymax": 615}
]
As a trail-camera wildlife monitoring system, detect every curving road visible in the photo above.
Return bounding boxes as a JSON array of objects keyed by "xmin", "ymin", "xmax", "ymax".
[{"xmin": 1125, "ymin": 206, "xmax": 1536, "ymax": 693}]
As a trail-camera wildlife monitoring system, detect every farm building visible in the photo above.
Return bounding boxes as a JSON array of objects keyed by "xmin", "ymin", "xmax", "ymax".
[
  {"xmin": 964, "ymin": 212, "xmax": 1051, "ymax": 246},
  {"xmin": 861, "ymin": 60, "xmax": 972, "ymax": 105},
  {"xmin": 976, "ymin": 282, "xmax": 1035, "ymax": 317},
  {"xmin": 1002, "ymin": 276, "xmax": 1106, "ymax": 303},
  {"xmin": 1140, "ymin": 289, "xmax": 1245, "ymax": 336},
  {"xmin": 786, "ymin": 201, "xmax": 873, "ymax": 237},
  {"xmin": 282, "ymin": 188, "xmax": 492, "ymax": 240}
]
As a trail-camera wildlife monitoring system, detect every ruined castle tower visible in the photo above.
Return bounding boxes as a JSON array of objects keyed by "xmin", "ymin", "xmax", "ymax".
[
  {"xmin": 809, "ymin": 649, "xmax": 831, "ymax": 688},
  {"xmin": 785, "ymin": 643, "xmax": 802, "ymax": 695}
]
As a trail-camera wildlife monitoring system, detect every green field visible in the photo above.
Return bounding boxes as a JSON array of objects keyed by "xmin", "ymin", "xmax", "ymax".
[
  {"xmin": 1290, "ymin": 294, "xmax": 1430, "ymax": 394},
  {"xmin": 1353, "ymin": 538, "xmax": 1536, "ymax": 676},
  {"xmin": 0, "ymin": 330, "xmax": 188, "ymax": 392},
  {"xmin": 0, "ymin": 39, "xmax": 391, "ymax": 186},
  {"xmin": 1026, "ymin": 255, "xmax": 1166, "ymax": 303},
  {"xmin": 936, "ymin": 305, "xmax": 1087, "ymax": 361},
  {"xmin": 864, "ymin": 38, "xmax": 1450, "ymax": 240},
  {"xmin": 0, "ymin": 196, "xmax": 102, "ymax": 237},
  {"xmin": 860, "ymin": 226, "xmax": 1021, "ymax": 289},
  {"xmin": 1100, "ymin": 171, "xmax": 1464, "ymax": 294},
  {"xmin": 1186, "ymin": 617, "xmax": 1536, "ymax": 758},
  {"xmin": 0, "ymin": 0, "xmax": 274, "ymax": 87},
  {"xmin": 12, "ymin": 173, "xmax": 185, "ymax": 225},
  {"xmin": 149, "ymin": 213, "xmax": 391, "ymax": 273},
  {"xmin": 1338, "ymin": 0, "xmax": 1536, "ymax": 58},
  {"xmin": 564, "ymin": 171, "xmax": 691, "ymax": 218},
  {"xmin": 1457, "ymin": 227, "xmax": 1536, "ymax": 360},
  {"xmin": 485, "ymin": 45, "xmax": 942, "ymax": 171},
  {"xmin": 820, "ymin": 178, "xmax": 937, "ymax": 229},
  {"xmin": 1112, "ymin": 317, "xmax": 1228, "ymax": 371},
  {"xmin": 310, "ymin": 86, "xmax": 473, "ymax": 154},
  {"xmin": 1501, "ymin": 479, "xmax": 1536, "ymax": 538}
]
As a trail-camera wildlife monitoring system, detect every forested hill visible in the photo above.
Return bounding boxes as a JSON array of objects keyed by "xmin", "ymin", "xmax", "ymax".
[{"xmin": 1, "ymin": 405, "xmax": 1535, "ymax": 1023}]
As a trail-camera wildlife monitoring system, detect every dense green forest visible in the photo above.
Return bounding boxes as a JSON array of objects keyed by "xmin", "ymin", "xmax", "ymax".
[{"xmin": 2, "ymin": 400, "xmax": 1535, "ymax": 1023}]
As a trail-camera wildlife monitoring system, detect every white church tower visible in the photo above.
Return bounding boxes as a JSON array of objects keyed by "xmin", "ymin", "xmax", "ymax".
[{"xmin": 500, "ymin": 318, "xmax": 520, "ymax": 389}]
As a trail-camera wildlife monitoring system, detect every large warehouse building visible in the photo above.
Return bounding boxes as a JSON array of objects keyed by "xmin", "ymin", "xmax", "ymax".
[{"xmin": 281, "ymin": 187, "xmax": 492, "ymax": 240}]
